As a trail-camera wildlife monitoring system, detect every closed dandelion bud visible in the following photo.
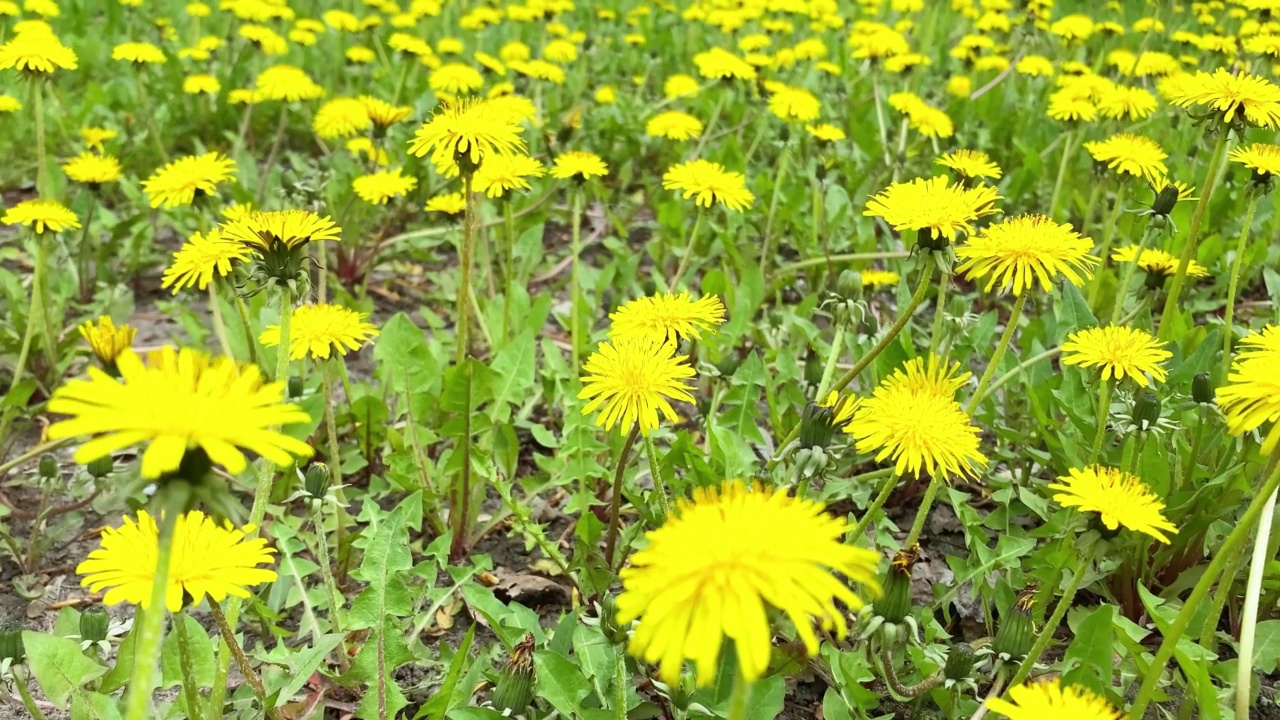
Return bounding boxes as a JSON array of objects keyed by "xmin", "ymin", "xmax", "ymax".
[
  {"xmin": 598, "ymin": 594, "xmax": 629, "ymax": 646},
  {"xmin": 86, "ymin": 454, "xmax": 115, "ymax": 478},
  {"xmin": 993, "ymin": 587, "xmax": 1036, "ymax": 660},
  {"xmin": 943, "ymin": 642, "xmax": 976, "ymax": 681},
  {"xmin": 799, "ymin": 403, "xmax": 837, "ymax": 450},
  {"xmin": 1151, "ymin": 183, "xmax": 1180, "ymax": 216},
  {"xmin": 288, "ymin": 375, "xmax": 305, "ymax": 399},
  {"xmin": 1133, "ymin": 390, "xmax": 1161, "ymax": 431},
  {"xmin": 38, "ymin": 454, "xmax": 59, "ymax": 480},
  {"xmin": 1193, "ymin": 372, "xmax": 1214, "ymax": 404},
  {"xmin": 304, "ymin": 462, "xmax": 332, "ymax": 500},
  {"xmin": 876, "ymin": 547, "xmax": 918, "ymax": 624},
  {"xmin": 0, "ymin": 622, "xmax": 24, "ymax": 665},
  {"xmin": 80, "ymin": 606, "xmax": 110, "ymax": 644},
  {"xmin": 715, "ymin": 353, "xmax": 742, "ymax": 377},
  {"xmin": 492, "ymin": 633, "xmax": 536, "ymax": 713},
  {"xmin": 838, "ymin": 269, "xmax": 863, "ymax": 299},
  {"xmin": 805, "ymin": 351, "xmax": 824, "ymax": 386}
]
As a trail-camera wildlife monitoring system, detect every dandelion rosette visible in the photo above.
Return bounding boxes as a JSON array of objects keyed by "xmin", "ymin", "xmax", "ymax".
[
  {"xmin": 956, "ymin": 214, "xmax": 1098, "ymax": 295},
  {"xmin": 1048, "ymin": 466, "xmax": 1178, "ymax": 542},
  {"xmin": 47, "ymin": 347, "xmax": 314, "ymax": 479},
  {"xmin": 77, "ymin": 510, "xmax": 278, "ymax": 611},
  {"xmin": 578, "ymin": 336, "xmax": 696, "ymax": 436},
  {"xmin": 607, "ymin": 292, "xmax": 726, "ymax": 344},
  {"xmin": 1061, "ymin": 326, "xmax": 1171, "ymax": 386},
  {"xmin": 259, "ymin": 303, "xmax": 380, "ymax": 360},
  {"xmin": 617, "ymin": 480, "xmax": 880, "ymax": 686}
]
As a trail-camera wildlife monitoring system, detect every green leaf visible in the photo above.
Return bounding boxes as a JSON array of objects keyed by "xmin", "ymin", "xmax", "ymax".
[
  {"xmin": 98, "ymin": 625, "xmax": 136, "ymax": 693},
  {"xmin": 160, "ymin": 613, "xmax": 216, "ymax": 689},
  {"xmin": 1248, "ymin": 620, "xmax": 1280, "ymax": 674},
  {"xmin": 374, "ymin": 312, "xmax": 441, "ymax": 415},
  {"xmin": 488, "ymin": 329, "xmax": 536, "ymax": 417},
  {"xmin": 70, "ymin": 691, "xmax": 122, "ymax": 720},
  {"xmin": 259, "ymin": 633, "xmax": 345, "ymax": 706},
  {"xmin": 533, "ymin": 649, "xmax": 592, "ymax": 718},
  {"xmin": 22, "ymin": 631, "xmax": 109, "ymax": 707},
  {"xmin": 743, "ymin": 674, "xmax": 786, "ymax": 720},
  {"xmin": 572, "ymin": 624, "xmax": 618, "ymax": 704},
  {"xmin": 1054, "ymin": 281, "xmax": 1097, "ymax": 339},
  {"xmin": 447, "ymin": 709, "xmax": 507, "ymax": 720},
  {"xmin": 1062, "ymin": 604, "xmax": 1114, "ymax": 695},
  {"xmin": 417, "ymin": 623, "xmax": 476, "ymax": 720}
]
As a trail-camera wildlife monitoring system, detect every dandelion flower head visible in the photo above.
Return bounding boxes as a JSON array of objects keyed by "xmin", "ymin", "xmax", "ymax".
[
  {"xmin": 1217, "ymin": 326, "xmax": 1280, "ymax": 453},
  {"xmin": 353, "ymin": 168, "xmax": 418, "ymax": 205},
  {"xmin": 608, "ymin": 292, "xmax": 726, "ymax": 344},
  {"xmin": 936, "ymin": 149, "xmax": 1002, "ymax": 180},
  {"xmin": 578, "ymin": 336, "xmax": 696, "ymax": 436},
  {"xmin": 2, "ymin": 198, "xmax": 81, "ymax": 233},
  {"xmin": 987, "ymin": 678, "xmax": 1121, "ymax": 720},
  {"xmin": 161, "ymin": 229, "xmax": 251, "ymax": 293},
  {"xmin": 662, "ymin": 159, "xmax": 755, "ymax": 212},
  {"xmin": 408, "ymin": 97, "xmax": 526, "ymax": 170},
  {"xmin": 141, "ymin": 152, "xmax": 237, "ymax": 208},
  {"xmin": 864, "ymin": 176, "xmax": 1001, "ymax": 243},
  {"xmin": 1047, "ymin": 466, "xmax": 1177, "ymax": 543},
  {"xmin": 956, "ymin": 214, "xmax": 1098, "ymax": 295},
  {"xmin": 260, "ymin": 303, "xmax": 380, "ymax": 360},
  {"xmin": 220, "ymin": 209, "xmax": 341, "ymax": 250},
  {"xmin": 1084, "ymin": 133, "xmax": 1168, "ymax": 185},
  {"xmin": 78, "ymin": 316, "xmax": 136, "ymax": 368},
  {"xmin": 1061, "ymin": 326, "xmax": 1171, "ymax": 386},
  {"xmin": 1165, "ymin": 68, "xmax": 1280, "ymax": 128}
]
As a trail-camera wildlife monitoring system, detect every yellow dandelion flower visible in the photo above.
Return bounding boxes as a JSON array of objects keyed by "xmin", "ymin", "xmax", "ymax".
[
  {"xmin": 359, "ymin": 95, "xmax": 413, "ymax": 127},
  {"xmin": 142, "ymin": 152, "xmax": 237, "ymax": 208},
  {"xmin": 78, "ymin": 316, "xmax": 136, "ymax": 368},
  {"xmin": 430, "ymin": 62, "xmax": 485, "ymax": 96},
  {"xmin": 844, "ymin": 356, "xmax": 987, "ymax": 479},
  {"xmin": 111, "ymin": 41, "xmax": 165, "ymax": 64},
  {"xmin": 578, "ymin": 336, "xmax": 696, "ymax": 436},
  {"xmin": 646, "ymin": 111, "xmax": 703, "ymax": 141},
  {"xmin": 260, "ymin": 303, "xmax": 379, "ymax": 360},
  {"xmin": 663, "ymin": 73, "xmax": 700, "ymax": 99},
  {"xmin": 956, "ymin": 214, "xmax": 1098, "ymax": 295},
  {"xmin": 608, "ymin": 292, "xmax": 726, "ymax": 344},
  {"xmin": 345, "ymin": 46, "xmax": 375, "ymax": 64},
  {"xmin": 508, "ymin": 59, "xmax": 565, "ymax": 84},
  {"xmin": 0, "ymin": 30, "xmax": 77, "ymax": 74},
  {"xmin": 1097, "ymin": 84, "xmax": 1158, "ymax": 120},
  {"xmin": 543, "ymin": 38, "xmax": 578, "ymax": 63},
  {"xmin": 313, "ymin": 97, "xmax": 372, "ymax": 139},
  {"xmin": 1229, "ymin": 142, "xmax": 1280, "ymax": 178},
  {"xmin": 1015, "ymin": 55, "xmax": 1054, "ymax": 77},
  {"xmin": 323, "ymin": 8, "xmax": 359, "ymax": 31},
  {"xmin": 63, "ymin": 152, "xmax": 123, "ymax": 185},
  {"xmin": 864, "ymin": 176, "xmax": 1001, "ymax": 243},
  {"xmin": 1083, "ymin": 133, "xmax": 1168, "ymax": 186},
  {"xmin": 1110, "ymin": 246, "xmax": 1209, "ymax": 278},
  {"xmin": 473, "ymin": 153, "xmax": 544, "ymax": 198},
  {"xmin": 617, "ymin": 480, "xmax": 880, "ymax": 686},
  {"xmin": 47, "ymin": 347, "xmax": 313, "ymax": 478},
  {"xmin": 182, "ymin": 73, "xmax": 220, "ymax": 94},
  {"xmin": 1166, "ymin": 68, "xmax": 1280, "ymax": 128},
  {"xmin": 662, "ymin": 159, "xmax": 754, "ymax": 212},
  {"xmin": 593, "ymin": 85, "xmax": 616, "ymax": 104},
  {"xmin": 820, "ymin": 391, "xmax": 859, "ymax": 428},
  {"xmin": 425, "ymin": 191, "xmax": 466, "ymax": 215},
  {"xmin": 238, "ymin": 24, "xmax": 287, "ymax": 56},
  {"xmin": 77, "ymin": 510, "xmax": 277, "ymax": 611},
  {"xmin": 347, "ymin": 137, "xmax": 389, "ymax": 167},
  {"xmin": 254, "ymin": 65, "xmax": 324, "ymax": 103},
  {"xmin": 1218, "ymin": 326, "xmax": 1280, "ymax": 453},
  {"xmin": 767, "ymin": 85, "xmax": 821, "ymax": 122},
  {"xmin": 805, "ymin": 123, "xmax": 845, "ymax": 142},
  {"xmin": 1047, "ymin": 92, "xmax": 1098, "ymax": 122},
  {"xmin": 0, "ymin": 94, "xmax": 20, "ymax": 112},
  {"xmin": 161, "ymin": 229, "xmax": 251, "ymax": 294},
  {"xmin": 408, "ymin": 98, "xmax": 526, "ymax": 171},
  {"xmin": 693, "ymin": 47, "xmax": 757, "ymax": 81},
  {"xmin": 550, "ymin": 151, "xmax": 608, "ymax": 180},
  {"xmin": 860, "ymin": 269, "xmax": 900, "ymax": 289},
  {"xmin": 220, "ymin": 209, "xmax": 341, "ymax": 250},
  {"xmin": 987, "ymin": 678, "xmax": 1121, "ymax": 720},
  {"xmin": 936, "ymin": 149, "xmax": 1002, "ymax": 180},
  {"xmin": 353, "ymin": 168, "xmax": 418, "ymax": 205},
  {"xmin": 2, "ymin": 198, "xmax": 80, "ymax": 233},
  {"xmin": 1047, "ymin": 466, "xmax": 1177, "ymax": 543},
  {"xmin": 1060, "ymin": 326, "xmax": 1171, "ymax": 386}
]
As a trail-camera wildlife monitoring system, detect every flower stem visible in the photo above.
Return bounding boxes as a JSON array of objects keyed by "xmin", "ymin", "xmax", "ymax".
[
  {"xmin": 9, "ymin": 232, "xmax": 47, "ymax": 396},
  {"xmin": 1181, "ymin": 404, "xmax": 1209, "ymax": 492},
  {"xmin": 965, "ymin": 292, "xmax": 1027, "ymax": 415},
  {"xmin": 76, "ymin": 194, "xmax": 99, "ymax": 302},
  {"xmin": 175, "ymin": 611, "xmax": 206, "ymax": 720},
  {"xmin": 1128, "ymin": 454, "xmax": 1280, "ymax": 718},
  {"xmin": 669, "ymin": 209, "xmax": 704, "ymax": 290},
  {"xmin": 209, "ymin": 284, "xmax": 235, "ymax": 360},
  {"xmin": 456, "ymin": 175, "xmax": 475, "ymax": 366},
  {"xmin": 1087, "ymin": 183, "xmax": 1128, "ymax": 308},
  {"xmin": 233, "ymin": 292, "xmax": 259, "ymax": 366},
  {"xmin": 1198, "ymin": 538, "xmax": 1248, "ymax": 651},
  {"xmin": 256, "ymin": 104, "xmax": 291, "ymax": 206},
  {"xmin": 322, "ymin": 364, "xmax": 344, "ymax": 494},
  {"xmin": 1158, "ymin": 130, "xmax": 1229, "ymax": 341},
  {"xmin": 310, "ymin": 503, "xmax": 349, "ymax": 673},
  {"xmin": 569, "ymin": 188, "xmax": 584, "ymax": 372},
  {"xmin": 33, "ymin": 81, "xmax": 47, "ymax": 198},
  {"xmin": 208, "ymin": 599, "xmax": 281, "ymax": 720},
  {"xmin": 904, "ymin": 474, "xmax": 942, "ymax": 548},
  {"xmin": 502, "ymin": 200, "xmax": 516, "ymax": 341},
  {"xmin": 928, "ymin": 272, "xmax": 951, "ymax": 357},
  {"xmin": 1010, "ymin": 540, "xmax": 1098, "ymax": 686},
  {"xmin": 1237, "ymin": 486, "xmax": 1278, "ymax": 718},
  {"xmin": 14, "ymin": 667, "xmax": 49, "ymax": 720},
  {"xmin": 1088, "ymin": 378, "xmax": 1112, "ymax": 465},
  {"xmin": 847, "ymin": 469, "xmax": 899, "ymax": 541},
  {"xmin": 759, "ymin": 144, "xmax": 792, "ymax": 279},
  {"xmin": 1110, "ymin": 224, "xmax": 1158, "ymax": 325},
  {"xmin": 605, "ymin": 426, "xmax": 641, "ymax": 568},
  {"xmin": 123, "ymin": 485, "xmax": 187, "ymax": 720},
  {"xmin": 815, "ymin": 323, "xmax": 846, "ymax": 401},
  {"xmin": 642, "ymin": 433, "xmax": 671, "ymax": 520},
  {"xmin": 726, "ymin": 668, "xmax": 752, "ymax": 720},
  {"xmin": 1047, "ymin": 131, "xmax": 1076, "ymax": 220},
  {"xmin": 449, "ymin": 361, "xmax": 474, "ymax": 563},
  {"xmin": 1222, "ymin": 193, "xmax": 1260, "ymax": 381}
]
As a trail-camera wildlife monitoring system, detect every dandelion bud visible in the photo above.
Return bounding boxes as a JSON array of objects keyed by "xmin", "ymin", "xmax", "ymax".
[
  {"xmin": 0, "ymin": 622, "xmax": 25, "ymax": 665},
  {"xmin": 715, "ymin": 353, "xmax": 742, "ymax": 377},
  {"xmin": 799, "ymin": 403, "xmax": 837, "ymax": 450},
  {"xmin": 491, "ymin": 633, "xmax": 536, "ymax": 713},
  {"xmin": 838, "ymin": 269, "xmax": 863, "ymax": 299},
  {"xmin": 80, "ymin": 606, "xmax": 110, "ymax": 644},
  {"xmin": 1151, "ymin": 184, "xmax": 1180, "ymax": 216},
  {"xmin": 876, "ymin": 547, "xmax": 918, "ymax": 624},
  {"xmin": 304, "ymin": 462, "xmax": 332, "ymax": 500},
  {"xmin": 288, "ymin": 375, "xmax": 305, "ymax": 398},
  {"xmin": 1132, "ymin": 390, "xmax": 1161, "ymax": 431},
  {"xmin": 1192, "ymin": 372, "xmax": 1214, "ymax": 404},
  {"xmin": 38, "ymin": 454, "xmax": 59, "ymax": 480},
  {"xmin": 804, "ymin": 351, "xmax": 824, "ymax": 387},
  {"xmin": 993, "ymin": 586, "xmax": 1036, "ymax": 660},
  {"xmin": 667, "ymin": 672, "xmax": 695, "ymax": 711},
  {"xmin": 598, "ymin": 594, "xmax": 629, "ymax": 646},
  {"xmin": 86, "ymin": 454, "xmax": 115, "ymax": 478},
  {"xmin": 943, "ymin": 642, "xmax": 977, "ymax": 682}
]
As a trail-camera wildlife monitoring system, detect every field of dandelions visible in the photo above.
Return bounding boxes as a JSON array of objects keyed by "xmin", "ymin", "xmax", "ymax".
[{"xmin": 4, "ymin": 0, "xmax": 1280, "ymax": 718}]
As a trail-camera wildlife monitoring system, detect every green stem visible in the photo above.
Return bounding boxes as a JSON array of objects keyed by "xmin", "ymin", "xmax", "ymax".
[
  {"xmin": 977, "ymin": 347, "xmax": 1061, "ymax": 407},
  {"xmin": 456, "ymin": 175, "xmax": 475, "ymax": 366},
  {"xmin": 642, "ymin": 433, "xmax": 671, "ymax": 520},
  {"xmin": 1198, "ymin": 539, "xmax": 1249, "ymax": 651},
  {"xmin": 613, "ymin": 648, "xmax": 628, "ymax": 720},
  {"xmin": 928, "ymin": 272, "xmax": 950, "ymax": 357},
  {"xmin": 1222, "ymin": 193, "xmax": 1260, "ymax": 381},
  {"xmin": 726, "ymin": 668, "xmax": 751, "ymax": 720},
  {"xmin": 1089, "ymin": 378, "xmax": 1113, "ymax": 465},
  {"xmin": 815, "ymin": 323, "xmax": 847, "ymax": 401},
  {"xmin": 8, "ymin": 232, "xmax": 47, "ymax": 397},
  {"xmin": 208, "ymin": 599, "xmax": 280, "ymax": 720},
  {"xmin": 123, "ymin": 486, "xmax": 187, "ymax": 720},
  {"xmin": 1182, "ymin": 405, "xmax": 1209, "ymax": 491},
  {"xmin": 1087, "ymin": 183, "xmax": 1128, "ymax": 308},
  {"xmin": 1048, "ymin": 131, "xmax": 1076, "ymax": 220},
  {"xmin": 847, "ymin": 469, "xmax": 899, "ymax": 541},
  {"xmin": 904, "ymin": 473, "xmax": 942, "ymax": 548},
  {"xmin": 33, "ymin": 81, "xmax": 47, "ymax": 198},
  {"xmin": 502, "ymin": 200, "xmax": 516, "ymax": 341},
  {"xmin": 1237, "ymin": 487, "xmax": 1279, "ymax": 718},
  {"xmin": 965, "ymin": 292, "xmax": 1028, "ymax": 415},
  {"xmin": 15, "ymin": 667, "xmax": 49, "ymax": 720},
  {"xmin": 605, "ymin": 426, "xmax": 640, "ymax": 568},
  {"xmin": 669, "ymin": 209, "xmax": 704, "ymax": 290},
  {"xmin": 569, "ymin": 188, "xmax": 584, "ymax": 372},
  {"xmin": 76, "ymin": 194, "xmax": 99, "ymax": 302},
  {"xmin": 256, "ymin": 104, "xmax": 290, "ymax": 206},
  {"xmin": 175, "ymin": 612, "xmax": 206, "ymax": 720},
  {"xmin": 134, "ymin": 68, "xmax": 168, "ymax": 162},
  {"xmin": 310, "ymin": 504, "xmax": 349, "ymax": 672},
  {"xmin": 233, "ymin": 292, "xmax": 259, "ymax": 366},
  {"xmin": 872, "ymin": 75, "xmax": 892, "ymax": 167},
  {"xmin": 1110, "ymin": 225, "xmax": 1158, "ymax": 325},
  {"xmin": 1158, "ymin": 130, "xmax": 1229, "ymax": 341},
  {"xmin": 322, "ymin": 365, "xmax": 344, "ymax": 494},
  {"xmin": 209, "ymin": 284, "xmax": 235, "ymax": 360},
  {"xmin": 1128, "ymin": 454, "xmax": 1280, "ymax": 718},
  {"xmin": 1010, "ymin": 541, "xmax": 1098, "ymax": 686},
  {"xmin": 759, "ymin": 145, "xmax": 792, "ymax": 278}
]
